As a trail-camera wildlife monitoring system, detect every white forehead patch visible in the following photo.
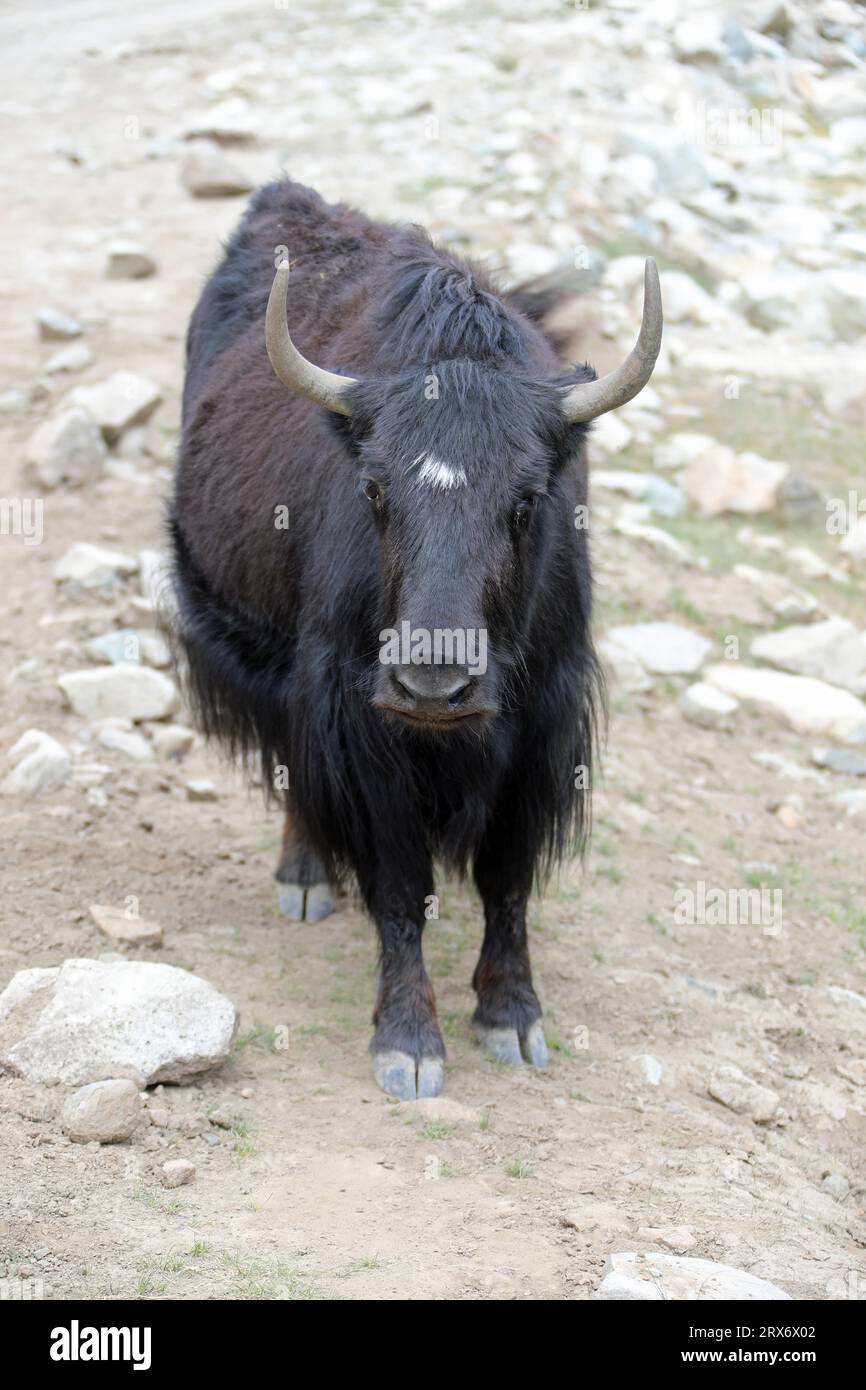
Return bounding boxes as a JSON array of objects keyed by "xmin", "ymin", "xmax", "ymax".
[{"xmin": 410, "ymin": 452, "xmax": 467, "ymax": 491}]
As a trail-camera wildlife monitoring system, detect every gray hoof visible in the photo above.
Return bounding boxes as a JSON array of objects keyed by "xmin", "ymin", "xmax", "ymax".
[
  {"xmin": 373, "ymin": 1050, "xmax": 444, "ymax": 1100},
  {"xmin": 277, "ymin": 881, "xmax": 333, "ymax": 922},
  {"xmin": 521, "ymin": 1020, "xmax": 549, "ymax": 1068},
  {"xmin": 474, "ymin": 1021, "xmax": 549, "ymax": 1069}
]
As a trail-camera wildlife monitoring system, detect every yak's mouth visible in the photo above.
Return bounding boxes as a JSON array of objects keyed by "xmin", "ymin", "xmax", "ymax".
[{"xmin": 373, "ymin": 701, "xmax": 497, "ymax": 732}]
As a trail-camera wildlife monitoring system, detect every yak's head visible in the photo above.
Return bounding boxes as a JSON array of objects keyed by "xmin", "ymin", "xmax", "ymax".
[{"xmin": 265, "ymin": 260, "xmax": 661, "ymax": 733}]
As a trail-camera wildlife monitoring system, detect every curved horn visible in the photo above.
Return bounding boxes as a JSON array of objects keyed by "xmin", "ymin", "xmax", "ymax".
[
  {"xmin": 561, "ymin": 258, "xmax": 662, "ymax": 423},
  {"xmin": 265, "ymin": 262, "xmax": 357, "ymax": 416}
]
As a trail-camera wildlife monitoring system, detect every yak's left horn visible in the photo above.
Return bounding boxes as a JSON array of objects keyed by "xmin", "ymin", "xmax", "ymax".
[
  {"xmin": 560, "ymin": 258, "xmax": 662, "ymax": 423},
  {"xmin": 265, "ymin": 262, "xmax": 357, "ymax": 416}
]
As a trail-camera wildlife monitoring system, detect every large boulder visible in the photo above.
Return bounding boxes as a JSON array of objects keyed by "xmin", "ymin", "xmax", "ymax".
[
  {"xmin": 595, "ymin": 1252, "xmax": 790, "ymax": 1301},
  {"xmin": 706, "ymin": 664, "xmax": 866, "ymax": 742},
  {"xmin": 0, "ymin": 958, "xmax": 238, "ymax": 1086}
]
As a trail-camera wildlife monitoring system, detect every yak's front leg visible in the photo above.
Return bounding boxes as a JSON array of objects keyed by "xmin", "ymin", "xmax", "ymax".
[
  {"xmin": 471, "ymin": 839, "xmax": 549, "ymax": 1069},
  {"xmin": 365, "ymin": 865, "xmax": 444, "ymax": 1100}
]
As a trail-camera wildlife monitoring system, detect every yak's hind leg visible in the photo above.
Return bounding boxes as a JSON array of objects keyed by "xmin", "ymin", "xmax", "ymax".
[
  {"xmin": 471, "ymin": 831, "xmax": 549, "ymax": 1069},
  {"xmin": 275, "ymin": 811, "xmax": 333, "ymax": 922}
]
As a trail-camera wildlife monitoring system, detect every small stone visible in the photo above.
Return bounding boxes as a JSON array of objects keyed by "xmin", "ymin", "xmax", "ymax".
[
  {"xmin": 105, "ymin": 241, "xmax": 157, "ymax": 279},
  {"xmin": 653, "ymin": 433, "xmax": 717, "ymax": 471},
  {"xmin": 673, "ymin": 16, "xmax": 726, "ymax": 63},
  {"xmin": 832, "ymin": 790, "xmax": 866, "ymax": 817},
  {"xmin": 411, "ymin": 1097, "xmax": 480, "ymax": 1124},
  {"xmin": 812, "ymin": 747, "xmax": 866, "ymax": 776},
  {"xmin": 637, "ymin": 1226, "xmax": 696, "ymax": 1253},
  {"xmin": 58, "ymin": 666, "xmax": 179, "ymax": 723},
  {"xmin": 44, "ymin": 343, "xmax": 93, "ymax": 375},
  {"xmin": 97, "ymin": 726, "xmax": 153, "ymax": 761},
  {"xmin": 150, "ymin": 724, "xmax": 195, "ymax": 759},
  {"xmin": 61, "ymin": 1079, "xmax": 141, "ymax": 1144},
  {"xmin": 70, "ymin": 372, "xmax": 162, "ymax": 444},
  {"xmin": 160, "ymin": 1159, "xmax": 196, "ymax": 1189},
  {"xmin": 591, "ymin": 414, "xmax": 632, "ymax": 454},
  {"xmin": 680, "ymin": 682, "xmax": 738, "ymax": 729},
  {"xmin": 180, "ymin": 140, "xmax": 254, "ymax": 197},
  {"xmin": 54, "ymin": 543, "xmax": 138, "ymax": 592},
  {"xmin": 683, "ymin": 447, "xmax": 788, "ymax": 518},
  {"xmin": 89, "ymin": 903, "xmax": 163, "ymax": 946},
  {"xmin": 25, "ymin": 407, "xmax": 106, "ymax": 488},
  {"xmin": 636, "ymin": 1054, "xmax": 663, "ymax": 1086},
  {"xmin": 2, "ymin": 730, "xmax": 71, "ymax": 796},
  {"xmin": 750, "ymin": 618, "xmax": 866, "ymax": 692},
  {"xmin": 181, "ymin": 98, "xmax": 257, "ymax": 144},
  {"xmin": 35, "ymin": 307, "xmax": 83, "ymax": 340},
  {"xmin": 822, "ymin": 1173, "xmax": 850, "ymax": 1201},
  {"xmin": 606, "ymin": 623, "xmax": 712, "ymax": 676},
  {"xmin": 186, "ymin": 779, "xmax": 218, "ymax": 802},
  {"xmin": 827, "ymin": 986, "xmax": 866, "ymax": 1011},
  {"xmin": 598, "ymin": 637, "xmax": 654, "ymax": 693},
  {"xmin": 708, "ymin": 1065, "xmax": 780, "ymax": 1123}
]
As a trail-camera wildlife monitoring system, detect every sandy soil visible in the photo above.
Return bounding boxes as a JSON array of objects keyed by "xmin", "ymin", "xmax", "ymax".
[{"xmin": 0, "ymin": 0, "xmax": 864, "ymax": 1301}]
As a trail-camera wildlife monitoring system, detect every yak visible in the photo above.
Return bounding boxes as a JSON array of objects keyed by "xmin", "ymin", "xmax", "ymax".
[{"xmin": 171, "ymin": 178, "xmax": 662, "ymax": 1100}]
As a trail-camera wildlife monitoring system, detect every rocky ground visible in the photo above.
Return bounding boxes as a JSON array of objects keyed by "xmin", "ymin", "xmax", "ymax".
[{"xmin": 1, "ymin": 0, "xmax": 865, "ymax": 1301}]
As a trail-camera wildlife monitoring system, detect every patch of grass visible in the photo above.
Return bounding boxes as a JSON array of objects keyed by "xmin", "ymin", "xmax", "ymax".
[
  {"xmin": 232, "ymin": 1024, "xmax": 279, "ymax": 1055},
  {"xmin": 420, "ymin": 1121, "xmax": 455, "ymax": 1141},
  {"xmin": 133, "ymin": 1185, "xmax": 184, "ymax": 1217},
  {"xmin": 221, "ymin": 1252, "xmax": 330, "ymax": 1301},
  {"xmin": 231, "ymin": 1121, "xmax": 257, "ymax": 1158},
  {"xmin": 505, "ymin": 1157, "xmax": 535, "ymax": 1179},
  {"xmin": 595, "ymin": 863, "xmax": 623, "ymax": 884},
  {"xmin": 478, "ymin": 1111, "xmax": 491, "ymax": 1132}
]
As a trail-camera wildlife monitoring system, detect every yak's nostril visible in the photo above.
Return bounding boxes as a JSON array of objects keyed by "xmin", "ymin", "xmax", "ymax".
[{"xmin": 390, "ymin": 667, "xmax": 473, "ymax": 709}]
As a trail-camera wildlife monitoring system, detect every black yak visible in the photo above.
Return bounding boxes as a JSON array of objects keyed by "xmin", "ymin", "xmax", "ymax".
[{"xmin": 171, "ymin": 179, "xmax": 662, "ymax": 1099}]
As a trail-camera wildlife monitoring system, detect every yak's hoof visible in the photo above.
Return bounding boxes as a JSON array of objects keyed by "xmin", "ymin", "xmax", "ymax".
[
  {"xmin": 373, "ymin": 1050, "xmax": 444, "ymax": 1101},
  {"xmin": 474, "ymin": 1021, "xmax": 549, "ymax": 1069},
  {"xmin": 277, "ymin": 881, "xmax": 333, "ymax": 922}
]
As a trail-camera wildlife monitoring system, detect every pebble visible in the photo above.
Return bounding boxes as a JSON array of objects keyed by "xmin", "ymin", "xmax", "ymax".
[
  {"xmin": 105, "ymin": 240, "xmax": 157, "ymax": 279},
  {"xmin": 1, "ymin": 730, "xmax": 71, "ymax": 796},
  {"xmin": 70, "ymin": 372, "xmax": 162, "ymax": 444},
  {"xmin": 680, "ymin": 682, "xmax": 739, "ymax": 729},
  {"xmin": 61, "ymin": 1079, "xmax": 142, "ymax": 1144},
  {"xmin": 89, "ymin": 902, "xmax": 162, "ymax": 946},
  {"xmin": 708, "ymin": 1065, "xmax": 780, "ymax": 1123},
  {"xmin": 180, "ymin": 140, "xmax": 254, "ymax": 197},
  {"xmin": 150, "ymin": 724, "xmax": 195, "ymax": 759},
  {"xmin": 35, "ymin": 307, "xmax": 83, "ymax": 340},
  {"xmin": 58, "ymin": 665, "xmax": 178, "ymax": 723},
  {"xmin": 160, "ymin": 1159, "xmax": 196, "ymax": 1189},
  {"xmin": 25, "ymin": 407, "xmax": 106, "ymax": 488},
  {"xmin": 54, "ymin": 542, "xmax": 138, "ymax": 592},
  {"xmin": 186, "ymin": 778, "xmax": 218, "ymax": 802},
  {"xmin": 606, "ymin": 622, "xmax": 712, "ymax": 676}
]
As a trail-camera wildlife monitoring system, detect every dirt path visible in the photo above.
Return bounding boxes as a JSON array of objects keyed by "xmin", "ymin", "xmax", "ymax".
[{"xmin": 1, "ymin": 0, "xmax": 864, "ymax": 1301}]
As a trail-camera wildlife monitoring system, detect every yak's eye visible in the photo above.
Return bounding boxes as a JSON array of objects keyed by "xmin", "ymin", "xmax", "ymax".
[
  {"xmin": 513, "ymin": 494, "xmax": 539, "ymax": 530},
  {"xmin": 361, "ymin": 478, "xmax": 383, "ymax": 506}
]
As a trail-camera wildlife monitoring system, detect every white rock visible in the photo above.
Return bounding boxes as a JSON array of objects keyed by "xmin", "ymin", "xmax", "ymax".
[
  {"xmin": 595, "ymin": 1252, "xmax": 790, "ymax": 1301},
  {"xmin": 44, "ymin": 342, "xmax": 93, "ymax": 374},
  {"xmin": 25, "ymin": 407, "xmax": 107, "ymax": 488},
  {"xmin": 54, "ymin": 542, "xmax": 138, "ymax": 591},
  {"xmin": 653, "ymin": 433, "xmax": 718, "ymax": 472},
  {"xmin": 827, "ymin": 985, "xmax": 866, "ymax": 1011},
  {"xmin": 680, "ymin": 682, "xmax": 739, "ymax": 729},
  {"xmin": 1, "ymin": 729, "xmax": 71, "ymax": 795},
  {"xmin": 708, "ymin": 1065, "xmax": 780, "ymax": 1122},
  {"xmin": 186, "ymin": 778, "xmax": 218, "ymax": 802},
  {"xmin": 89, "ymin": 903, "xmax": 162, "ymax": 945},
  {"xmin": 180, "ymin": 140, "xmax": 254, "ymax": 197},
  {"xmin": 598, "ymin": 637, "xmax": 654, "ymax": 693},
  {"xmin": 673, "ymin": 16, "xmax": 727, "ymax": 63},
  {"xmin": 606, "ymin": 623, "xmax": 712, "ymax": 675},
  {"xmin": 821, "ymin": 270, "xmax": 866, "ymax": 341},
  {"xmin": 105, "ymin": 240, "xmax": 157, "ymax": 279},
  {"xmin": 683, "ymin": 447, "xmax": 788, "ymax": 517},
  {"xmin": 97, "ymin": 726, "xmax": 153, "ymax": 761},
  {"xmin": 61, "ymin": 1078, "xmax": 142, "ymax": 1144},
  {"xmin": 150, "ymin": 723, "xmax": 195, "ymax": 758},
  {"xmin": 705, "ymin": 664, "xmax": 866, "ymax": 742},
  {"xmin": 613, "ymin": 514, "xmax": 694, "ymax": 564},
  {"xmin": 35, "ymin": 307, "xmax": 83, "ymax": 340},
  {"xmin": 0, "ymin": 958, "xmax": 238, "ymax": 1086},
  {"xmin": 58, "ymin": 665, "xmax": 178, "ymax": 722},
  {"xmin": 732, "ymin": 565, "xmax": 820, "ymax": 622},
  {"xmin": 86, "ymin": 629, "xmax": 170, "ymax": 668},
  {"xmin": 833, "ymin": 790, "xmax": 866, "ymax": 816},
  {"xmin": 70, "ymin": 372, "xmax": 162, "ymax": 444},
  {"xmin": 181, "ymin": 98, "xmax": 257, "ymax": 143},
  {"xmin": 751, "ymin": 617, "xmax": 866, "ymax": 692}
]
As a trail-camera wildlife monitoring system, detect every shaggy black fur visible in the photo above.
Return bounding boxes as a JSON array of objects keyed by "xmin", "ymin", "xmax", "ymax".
[{"xmin": 171, "ymin": 178, "xmax": 602, "ymax": 1094}]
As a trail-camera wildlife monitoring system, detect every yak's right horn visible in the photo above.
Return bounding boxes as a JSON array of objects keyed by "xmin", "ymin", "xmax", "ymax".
[
  {"xmin": 265, "ymin": 262, "xmax": 358, "ymax": 416},
  {"xmin": 560, "ymin": 258, "xmax": 663, "ymax": 423}
]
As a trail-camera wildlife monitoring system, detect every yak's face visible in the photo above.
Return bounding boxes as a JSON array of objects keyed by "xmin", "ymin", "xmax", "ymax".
[{"xmin": 338, "ymin": 361, "xmax": 589, "ymax": 732}]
